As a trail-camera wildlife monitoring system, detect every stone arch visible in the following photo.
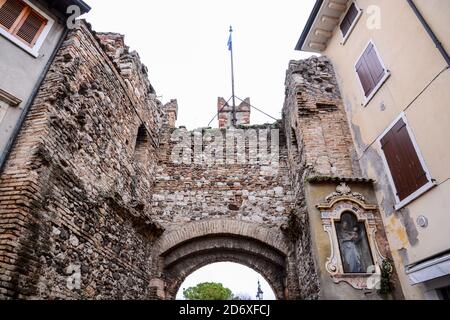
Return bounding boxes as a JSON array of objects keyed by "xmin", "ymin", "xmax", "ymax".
[
  {"xmin": 155, "ymin": 219, "xmax": 290, "ymax": 255},
  {"xmin": 152, "ymin": 219, "xmax": 297, "ymax": 300}
]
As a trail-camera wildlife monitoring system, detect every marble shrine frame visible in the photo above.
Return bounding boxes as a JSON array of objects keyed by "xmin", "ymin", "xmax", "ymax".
[{"xmin": 317, "ymin": 183, "xmax": 386, "ymax": 290}]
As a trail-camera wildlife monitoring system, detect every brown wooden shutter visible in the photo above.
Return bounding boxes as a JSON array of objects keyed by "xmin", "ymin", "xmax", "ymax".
[
  {"xmin": 340, "ymin": 2, "xmax": 358, "ymax": 36},
  {"xmin": 365, "ymin": 43, "xmax": 385, "ymax": 84},
  {"xmin": 356, "ymin": 43, "xmax": 386, "ymax": 97},
  {"xmin": 395, "ymin": 120, "xmax": 429, "ymax": 193},
  {"xmin": 340, "ymin": 17, "xmax": 351, "ymax": 36},
  {"xmin": 381, "ymin": 119, "xmax": 429, "ymax": 201},
  {"xmin": 0, "ymin": 0, "xmax": 25, "ymax": 31},
  {"xmin": 356, "ymin": 57, "xmax": 375, "ymax": 96},
  {"xmin": 14, "ymin": 8, "xmax": 46, "ymax": 46},
  {"xmin": 381, "ymin": 129, "xmax": 409, "ymax": 200}
]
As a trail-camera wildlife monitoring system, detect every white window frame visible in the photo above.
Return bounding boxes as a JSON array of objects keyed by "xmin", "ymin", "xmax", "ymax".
[
  {"xmin": 339, "ymin": 1, "xmax": 363, "ymax": 45},
  {"xmin": 0, "ymin": 0, "xmax": 55, "ymax": 58},
  {"xmin": 378, "ymin": 112, "xmax": 435, "ymax": 210},
  {"xmin": 354, "ymin": 39, "xmax": 391, "ymax": 107}
]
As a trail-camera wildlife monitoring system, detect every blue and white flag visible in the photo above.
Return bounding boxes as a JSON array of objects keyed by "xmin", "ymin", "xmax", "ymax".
[{"xmin": 227, "ymin": 33, "xmax": 232, "ymax": 51}]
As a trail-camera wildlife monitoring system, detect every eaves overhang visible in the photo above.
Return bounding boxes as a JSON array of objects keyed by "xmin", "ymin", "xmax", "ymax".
[
  {"xmin": 43, "ymin": 0, "xmax": 91, "ymax": 16},
  {"xmin": 406, "ymin": 252, "xmax": 450, "ymax": 285},
  {"xmin": 295, "ymin": 0, "xmax": 350, "ymax": 53},
  {"xmin": 71, "ymin": 0, "xmax": 91, "ymax": 14}
]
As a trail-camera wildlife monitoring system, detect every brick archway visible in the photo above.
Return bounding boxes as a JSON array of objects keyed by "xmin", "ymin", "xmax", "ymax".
[{"xmin": 153, "ymin": 220, "xmax": 295, "ymax": 300}]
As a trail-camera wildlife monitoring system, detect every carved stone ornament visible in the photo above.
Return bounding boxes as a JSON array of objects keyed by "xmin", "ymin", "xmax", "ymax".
[
  {"xmin": 325, "ymin": 182, "xmax": 366, "ymax": 203},
  {"xmin": 317, "ymin": 183, "xmax": 385, "ymax": 290}
]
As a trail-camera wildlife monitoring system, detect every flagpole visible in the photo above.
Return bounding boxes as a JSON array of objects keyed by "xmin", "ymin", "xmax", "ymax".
[{"xmin": 229, "ymin": 26, "xmax": 237, "ymax": 127}]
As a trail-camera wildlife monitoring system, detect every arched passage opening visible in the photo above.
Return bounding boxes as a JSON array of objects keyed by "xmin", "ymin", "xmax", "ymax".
[
  {"xmin": 152, "ymin": 220, "xmax": 298, "ymax": 300},
  {"xmin": 176, "ymin": 262, "xmax": 276, "ymax": 300}
]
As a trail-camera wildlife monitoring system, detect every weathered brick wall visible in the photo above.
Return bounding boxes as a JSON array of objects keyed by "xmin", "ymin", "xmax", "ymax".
[
  {"xmin": 282, "ymin": 56, "xmax": 361, "ymax": 299},
  {"xmin": 284, "ymin": 57, "xmax": 359, "ymax": 179},
  {"xmin": 0, "ymin": 21, "xmax": 165, "ymax": 299}
]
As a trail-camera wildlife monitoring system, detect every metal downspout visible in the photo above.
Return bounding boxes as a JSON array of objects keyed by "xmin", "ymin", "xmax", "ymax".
[{"xmin": 406, "ymin": 0, "xmax": 450, "ymax": 67}]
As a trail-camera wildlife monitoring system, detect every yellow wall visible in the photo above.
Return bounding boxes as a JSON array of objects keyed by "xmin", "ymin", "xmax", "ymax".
[
  {"xmin": 321, "ymin": 0, "xmax": 450, "ymax": 299},
  {"xmin": 415, "ymin": 0, "xmax": 450, "ymax": 55}
]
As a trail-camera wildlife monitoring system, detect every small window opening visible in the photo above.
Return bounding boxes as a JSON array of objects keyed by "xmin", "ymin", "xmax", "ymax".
[
  {"xmin": 135, "ymin": 124, "xmax": 149, "ymax": 160},
  {"xmin": 291, "ymin": 127, "xmax": 298, "ymax": 149},
  {"xmin": 290, "ymin": 127, "xmax": 300, "ymax": 163}
]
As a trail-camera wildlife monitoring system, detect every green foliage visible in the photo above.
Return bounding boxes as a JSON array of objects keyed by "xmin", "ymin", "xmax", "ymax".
[
  {"xmin": 378, "ymin": 259, "xmax": 395, "ymax": 295},
  {"xmin": 183, "ymin": 282, "xmax": 233, "ymax": 300}
]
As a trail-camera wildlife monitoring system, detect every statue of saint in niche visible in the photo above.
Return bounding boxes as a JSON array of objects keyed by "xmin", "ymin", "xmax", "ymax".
[{"xmin": 335, "ymin": 212, "xmax": 374, "ymax": 273}]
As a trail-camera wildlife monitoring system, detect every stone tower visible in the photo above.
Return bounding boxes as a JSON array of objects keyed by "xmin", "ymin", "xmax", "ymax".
[{"xmin": 217, "ymin": 97, "xmax": 251, "ymax": 128}]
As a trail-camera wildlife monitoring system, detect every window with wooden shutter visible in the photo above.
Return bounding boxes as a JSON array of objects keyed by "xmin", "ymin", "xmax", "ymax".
[
  {"xmin": 0, "ymin": 0, "xmax": 25, "ymax": 30},
  {"xmin": 380, "ymin": 117, "xmax": 431, "ymax": 203},
  {"xmin": 0, "ymin": 0, "xmax": 47, "ymax": 48},
  {"xmin": 340, "ymin": 2, "xmax": 359, "ymax": 38},
  {"xmin": 356, "ymin": 41, "xmax": 389, "ymax": 101}
]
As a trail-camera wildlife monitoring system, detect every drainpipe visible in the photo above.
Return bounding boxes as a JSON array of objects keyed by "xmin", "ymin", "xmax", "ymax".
[
  {"xmin": 0, "ymin": 27, "xmax": 69, "ymax": 175},
  {"xmin": 406, "ymin": 0, "xmax": 450, "ymax": 67}
]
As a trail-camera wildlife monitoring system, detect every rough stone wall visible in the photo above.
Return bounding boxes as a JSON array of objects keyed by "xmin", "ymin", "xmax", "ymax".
[
  {"xmin": 282, "ymin": 56, "xmax": 362, "ymax": 299},
  {"xmin": 151, "ymin": 124, "xmax": 292, "ymax": 228},
  {"xmin": 150, "ymin": 124, "xmax": 305, "ymax": 299},
  {"xmin": 0, "ymin": 21, "xmax": 165, "ymax": 299}
]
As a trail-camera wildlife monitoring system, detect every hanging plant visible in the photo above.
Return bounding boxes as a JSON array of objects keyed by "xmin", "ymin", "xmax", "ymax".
[{"xmin": 378, "ymin": 259, "xmax": 394, "ymax": 295}]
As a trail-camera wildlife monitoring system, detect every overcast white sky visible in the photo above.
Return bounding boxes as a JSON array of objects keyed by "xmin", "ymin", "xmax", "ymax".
[
  {"xmin": 176, "ymin": 262, "xmax": 276, "ymax": 300},
  {"xmin": 84, "ymin": 0, "xmax": 316, "ymax": 129},
  {"xmin": 84, "ymin": 0, "xmax": 315, "ymax": 298}
]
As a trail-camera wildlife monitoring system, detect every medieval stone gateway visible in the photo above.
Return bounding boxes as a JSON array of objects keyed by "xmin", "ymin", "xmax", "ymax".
[
  {"xmin": 148, "ymin": 120, "xmax": 310, "ymax": 300},
  {"xmin": 154, "ymin": 220, "xmax": 291, "ymax": 299},
  {"xmin": 0, "ymin": 21, "xmax": 399, "ymax": 300}
]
